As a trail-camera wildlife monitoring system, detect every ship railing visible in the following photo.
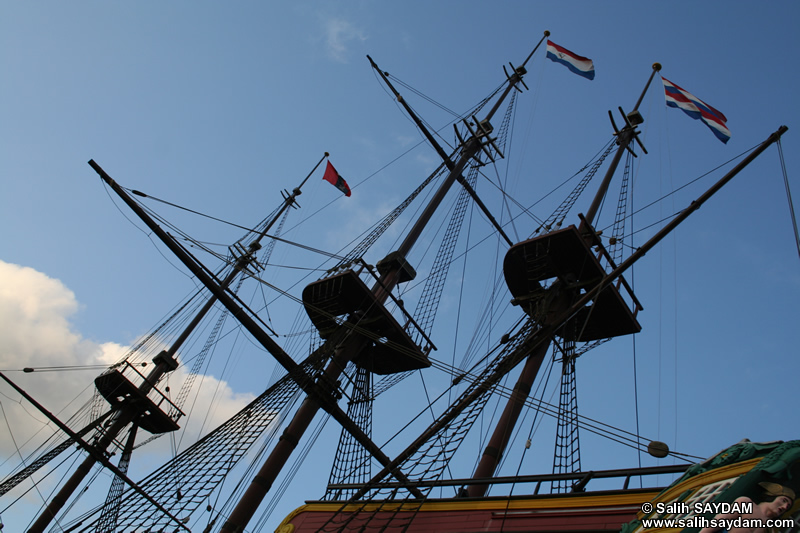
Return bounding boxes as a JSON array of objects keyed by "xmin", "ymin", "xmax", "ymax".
[
  {"xmin": 313, "ymin": 258, "xmax": 436, "ymax": 355},
  {"xmin": 120, "ymin": 360, "xmax": 184, "ymax": 418},
  {"xmin": 302, "ymin": 258, "xmax": 436, "ymax": 374},
  {"xmin": 578, "ymin": 214, "xmax": 643, "ymax": 321},
  {"xmin": 356, "ymin": 258, "xmax": 436, "ymax": 355},
  {"xmin": 95, "ymin": 360, "xmax": 185, "ymax": 433},
  {"xmin": 324, "ymin": 464, "xmax": 690, "ymax": 497}
]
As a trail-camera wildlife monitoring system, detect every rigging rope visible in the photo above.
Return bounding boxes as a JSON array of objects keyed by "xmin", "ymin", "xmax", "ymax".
[
  {"xmin": 0, "ymin": 396, "xmax": 110, "ymax": 497},
  {"xmin": 330, "ymin": 164, "xmax": 447, "ymax": 273},
  {"xmin": 172, "ymin": 208, "xmax": 292, "ymax": 424},
  {"xmin": 609, "ymin": 150, "xmax": 634, "ymax": 264},
  {"xmin": 537, "ymin": 140, "xmax": 616, "ymax": 235},
  {"xmin": 410, "ymin": 165, "xmax": 479, "ymax": 346},
  {"xmin": 777, "ymin": 140, "xmax": 800, "ymax": 259},
  {"xmin": 132, "ymin": 187, "xmax": 347, "ymax": 266},
  {"xmin": 597, "ymin": 142, "xmax": 765, "ymax": 239},
  {"xmin": 0, "ymin": 401, "xmax": 51, "ymax": 508},
  {"xmin": 551, "ymin": 335, "xmax": 581, "ymax": 493},
  {"xmin": 96, "ymin": 425, "xmax": 139, "ymax": 530},
  {"xmin": 325, "ymin": 366, "xmax": 373, "ymax": 501},
  {"xmin": 77, "ymin": 353, "xmax": 325, "ymax": 531}
]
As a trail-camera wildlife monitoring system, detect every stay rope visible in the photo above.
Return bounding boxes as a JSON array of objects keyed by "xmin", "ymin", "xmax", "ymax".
[{"xmin": 777, "ymin": 140, "xmax": 800, "ymax": 260}]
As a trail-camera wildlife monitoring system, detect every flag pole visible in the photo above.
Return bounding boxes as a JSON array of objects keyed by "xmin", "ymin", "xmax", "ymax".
[
  {"xmin": 521, "ymin": 30, "xmax": 550, "ymax": 70},
  {"xmin": 633, "ymin": 62, "xmax": 662, "ymax": 111},
  {"xmin": 483, "ymin": 30, "xmax": 550, "ymax": 124},
  {"xmin": 297, "ymin": 151, "xmax": 329, "ymax": 190},
  {"xmin": 583, "ymin": 63, "xmax": 660, "ymax": 227}
]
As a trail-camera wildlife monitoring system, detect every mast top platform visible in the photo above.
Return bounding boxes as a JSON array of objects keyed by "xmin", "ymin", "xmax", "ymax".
[{"xmin": 503, "ymin": 224, "xmax": 641, "ymax": 342}]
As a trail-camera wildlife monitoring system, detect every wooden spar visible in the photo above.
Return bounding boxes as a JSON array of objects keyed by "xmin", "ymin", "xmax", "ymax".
[
  {"xmin": 372, "ymin": 38, "xmax": 540, "ymax": 286},
  {"xmin": 367, "ymin": 40, "xmax": 543, "ymax": 249},
  {"xmin": 366, "ymin": 54, "xmax": 454, "ymax": 169},
  {"xmin": 482, "ymin": 30, "xmax": 550, "ymax": 124}
]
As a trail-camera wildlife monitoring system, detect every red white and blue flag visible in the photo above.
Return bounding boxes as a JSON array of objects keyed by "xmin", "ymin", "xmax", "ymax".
[
  {"xmin": 662, "ymin": 77, "xmax": 731, "ymax": 144},
  {"xmin": 322, "ymin": 161, "xmax": 351, "ymax": 197},
  {"xmin": 546, "ymin": 40, "xmax": 595, "ymax": 80}
]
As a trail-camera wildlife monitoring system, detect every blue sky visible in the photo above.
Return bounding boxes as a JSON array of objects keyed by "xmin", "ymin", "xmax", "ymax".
[{"xmin": 2, "ymin": 1, "xmax": 799, "ymax": 531}]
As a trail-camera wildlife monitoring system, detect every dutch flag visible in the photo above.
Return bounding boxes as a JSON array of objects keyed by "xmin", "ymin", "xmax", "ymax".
[
  {"xmin": 662, "ymin": 76, "xmax": 731, "ymax": 144},
  {"xmin": 546, "ymin": 40, "xmax": 595, "ymax": 81}
]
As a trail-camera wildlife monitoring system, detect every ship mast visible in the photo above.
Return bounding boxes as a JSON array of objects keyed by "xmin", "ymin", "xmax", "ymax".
[
  {"xmin": 467, "ymin": 63, "xmax": 661, "ymax": 497},
  {"xmin": 215, "ymin": 40, "xmax": 548, "ymax": 532},
  {"xmin": 582, "ymin": 63, "xmax": 661, "ymax": 228},
  {"xmin": 348, "ymin": 123, "xmax": 787, "ymax": 504},
  {"xmin": 55, "ymin": 51, "xmax": 786, "ymax": 531},
  {"xmin": 25, "ymin": 155, "xmax": 326, "ymax": 533}
]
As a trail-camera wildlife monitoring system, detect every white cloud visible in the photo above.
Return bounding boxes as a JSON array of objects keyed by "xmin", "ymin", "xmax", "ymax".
[
  {"xmin": 0, "ymin": 260, "xmax": 255, "ymax": 479},
  {"xmin": 323, "ymin": 17, "xmax": 367, "ymax": 63},
  {"xmin": 0, "ymin": 262, "xmax": 108, "ymax": 453}
]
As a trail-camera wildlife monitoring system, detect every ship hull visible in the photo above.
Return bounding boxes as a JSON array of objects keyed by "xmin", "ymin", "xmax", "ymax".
[
  {"xmin": 279, "ymin": 490, "xmax": 660, "ymax": 532},
  {"xmin": 278, "ymin": 442, "xmax": 800, "ymax": 533}
]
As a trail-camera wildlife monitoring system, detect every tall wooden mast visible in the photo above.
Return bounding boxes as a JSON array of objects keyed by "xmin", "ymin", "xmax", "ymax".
[
  {"xmin": 217, "ymin": 39, "xmax": 548, "ymax": 533},
  {"xmin": 467, "ymin": 63, "xmax": 662, "ymax": 497},
  {"xmin": 53, "ymin": 44, "xmax": 786, "ymax": 530}
]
